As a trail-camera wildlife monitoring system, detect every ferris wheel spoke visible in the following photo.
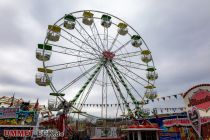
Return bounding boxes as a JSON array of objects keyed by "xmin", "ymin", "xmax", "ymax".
[
  {"xmin": 74, "ymin": 27, "xmax": 101, "ymax": 55},
  {"xmin": 113, "ymin": 40, "xmax": 131, "ymax": 53},
  {"xmin": 46, "ymin": 59, "xmax": 97, "ymax": 68},
  {"xmin": 113, "ymin": 61, "xmax": 151, "ymax": 86},
  {"xmin": 75, "ymin": 20, "xmax": 103, "ymax": 53},
  {"xmin": 47, "ymin": 43, "xmax": 98, "ymax": 59},
  {"xmin": 114, "ymin": 63, "xmax": 146, "ymax": 70},
  {"xmin": 107, "ymin": 67, "xmax": 128, "ymax": 114},
  {"xmin": 58, "ymin": 63, "xmax": 100, "ymax": 93},
  {"xmin": 101, "ymin": 67, "xmax": 105, "ymax": 117},
  {"xmin": 89, "ymin": 25, "xmax": 103, "ymax": 52},
  {"xmin": 113, "ymin": 61, "xmax": 146, "ymax": 71},
  {"xmin": 69, "ymin": 62, "xmax": 104, "ymax": 104},
  {"xmin": 108, "ymin": 62, "xmax": 141, "ymax": 114},
  {"xmin": 114, "ymin": 67, "xmax": 145, "ymax": 87},
  {"xmin": 78, "ymin": 67, "xmax": 102, "ymax": 111},
  {"xmin": 47, "ymin": 60, "xmax": 97, "ymax": 72},
  {"xmin": 116, "ymin": 53, "xmax": 140, "ymax": 59},
  {"xmin": 108, "ymin": 65, "xmax": 129, "ymax": 104},
  {"xmin": 60, "ymin": 28, "xmax": 101, "ymax": 56},
  {"xmin": 58, "ymin": 34, "xmax": 99, "ymax": 58},
  {"xmin": 106, "ymin": 28, "xmax": 109, "ymax": 52},
  {"xmin": 51, "ymin": 49, "xmax": 95, "ymax": 60},
  {"xmin": 108, "ymin": 33, "xmax": 119, "ymax": 51},
  {"xmin": 105, "ymin": 66, "xmax": 108, "ymax": 120},
  {"xmin": 115, "ymin": 50, "xmax": 140, "ymax": 59},
  {"xmin": 114, "ymin": 58, "xmax": 147, "ymax": 67},
  {"xmin": 108, "ymin": 65, "xmax": 144, "ymax": 100},
  {"xmin": 80, "ymin": 67, "xmax": 102, "ymax": 106},
  {"xmin": 102, "ymin": 27, "xmax": 109, "ymax": 51},
  {"xmin": 104, "ymin": 65, "xmax": 133, "ymax": 116},
  {"xmin": 91, "ymin": 22, "xmax": 106, "ymax": 51}
]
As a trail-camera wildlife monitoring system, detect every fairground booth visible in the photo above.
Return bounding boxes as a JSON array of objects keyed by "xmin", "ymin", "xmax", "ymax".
[
  {"xmin": 159, "ymin": 84, "xmax": 210, "ymax": 140},
  {"xmin": 0, "ymin": 97, "xmax": 41, "ymax": 139}
]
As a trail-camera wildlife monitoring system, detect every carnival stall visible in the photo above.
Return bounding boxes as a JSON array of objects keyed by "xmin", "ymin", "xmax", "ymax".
[
  {"xmin": 161, "ymin": 84, "xmax": 210, "ymax": 140},
  {"xmin": 0, "ymin": 96, "xmax": 43, "ymax": 139}
]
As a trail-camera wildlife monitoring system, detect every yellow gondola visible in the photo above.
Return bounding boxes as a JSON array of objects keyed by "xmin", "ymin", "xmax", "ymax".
[
  {"xmin": 46, "ymin": 25, "xmax": 61, "ymax": 42},
  {"xmin": 117, "ymin": 23, "xmax": 128, "ymax": 35},
  {"xmin": 82, "ymin": 11, "xmax": 94, "ymax": 26},
  {"xmin": 141, "ymin": 50, "xmax": 152, "ymax": 63},
  {"xmin": 35, "ymin": 68, "xmax": 53, "ymax": 86}
]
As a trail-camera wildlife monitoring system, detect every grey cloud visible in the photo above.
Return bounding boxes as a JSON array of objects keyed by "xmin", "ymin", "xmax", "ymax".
[
  {"xmin": 0, "ymin": 0, "xmax": 210, "ymax": 114},
  {"xmin": 0, "ymin": 8, "xmax": 24, "ymax": 46},
  {"xmin": 0, "ymin": 75, "xmax": 31, "ymax": 87}
]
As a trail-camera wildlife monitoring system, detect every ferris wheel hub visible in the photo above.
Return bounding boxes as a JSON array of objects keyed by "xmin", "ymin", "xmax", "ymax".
[{"xmin": 102, "ymin": 51, "xmax": 115, "ymax": 60}]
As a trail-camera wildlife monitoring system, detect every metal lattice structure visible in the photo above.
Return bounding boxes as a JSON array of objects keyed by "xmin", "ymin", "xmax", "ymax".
[{"xmin": 35, "ymin": 10, "xmax": 158, "ymax": 119}]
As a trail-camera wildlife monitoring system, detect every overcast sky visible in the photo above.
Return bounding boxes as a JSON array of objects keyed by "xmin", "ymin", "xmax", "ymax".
[{"xmin": 0, "ymin": 0, "xmax": 210, "ymax": 115}]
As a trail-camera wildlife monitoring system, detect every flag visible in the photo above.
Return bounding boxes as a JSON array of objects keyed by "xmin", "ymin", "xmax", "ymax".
[
  {"xmin": 34, "ymin": 98, "xmax": 39, "ymax": 111},
  {"xmin": 179, "ymin": 93, "xmax": 184, "ymax": 97},
  {"xmin": 9, "ymin": 93, "xmax": 15, "ymax": 107}
]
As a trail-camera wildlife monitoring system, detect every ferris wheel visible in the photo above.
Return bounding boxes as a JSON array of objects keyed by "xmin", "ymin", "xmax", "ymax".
[{"xmin": 35, "ymin": 10, "xmax": 158, "ymax": 119}]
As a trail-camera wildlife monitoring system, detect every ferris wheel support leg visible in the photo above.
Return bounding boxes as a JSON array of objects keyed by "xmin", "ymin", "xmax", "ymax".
[
  {"xmin": 69, "ymin": 62, "xmax": 104, "ymax": 105},
  {"xmin": 57, "ymin": 114, "xmax": 66, "ymax": 140},
  {"xmin": 110, "ymin": 61, "xmax": 143, "ymax": 118},
  {"xmin": 104, "ymin": 65, "xmax": 134, "ymax": 118}
]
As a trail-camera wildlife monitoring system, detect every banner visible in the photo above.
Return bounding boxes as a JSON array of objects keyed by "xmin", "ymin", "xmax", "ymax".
[
  {"xmin": 188, "ymin": 89, "xmax": 210, "ymax": 112},
  {"xmin": 187, "ymin": 106, "xmax": 201, "ymax": 137},
  {"xmin": 160, "ymin": 132, "xmax": 181, "ymax": 140},
  {"xmin": 163, "ymin": 117, "xmax": 210, "ymax": 127},
  {"xmin": 0, "ymin": 107, "xmax": 19, "ymax": 119}
]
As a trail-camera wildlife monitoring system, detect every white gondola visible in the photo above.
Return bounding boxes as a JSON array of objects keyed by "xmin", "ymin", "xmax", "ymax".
[
  {"xmin": 117, "ymin": 23, "xmax": 128, "ymax": 35},
  {"xmin": 46, "ymin": 25, "xmax": 61, "ymax": 42},
  {"xmin": 131, "ymin": 35, "xmax": 142, "ymax": 47},
  {"xmin": 48, "ymin": 93, "xmax": 65, "ymax": 111},
  {"xmin": 142, "ymin": 108, "xmax": 150, "ymax": 116},
  {"xmin": 82, "ymin": 11, "xmax": 94, "ymax": 26},
  {"xmin": 141, "ymin": 50, "xmax": 152, "ymax": 63},
  {"xmin": 64, "ymin": 14, "xmax": 76, "ymax": 29},
  {"xmin": 146, "ymin": 66, "xmax": 158, "ymax": 80},
  {"xmin": 35, "ymin": 68, "xmax": 53, "ymax": 86},
  {"xmin": 139, "ymin": 100, "xmax": 147, "ymax": 105},
  {"xmin": 141, "ymin": 54, "xmax": 152, "ymax": 63},
  {"xmin": 101, "ymin": 14, "xmax": 112, "ymax": 28},
  {"xmin": 48, "ymin": 98, "xmax": 60, "ymax": 111},
  {"xmin": 147, "ymin": 71, "xmax": 158, "ymax": 80},
  {"xmin": 145, "ymin": 90, "xmax": 157, "ymax": 100},
  {"xmin": 36, "ymin": 44, "xmax": 52, "ymax": 61}
]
